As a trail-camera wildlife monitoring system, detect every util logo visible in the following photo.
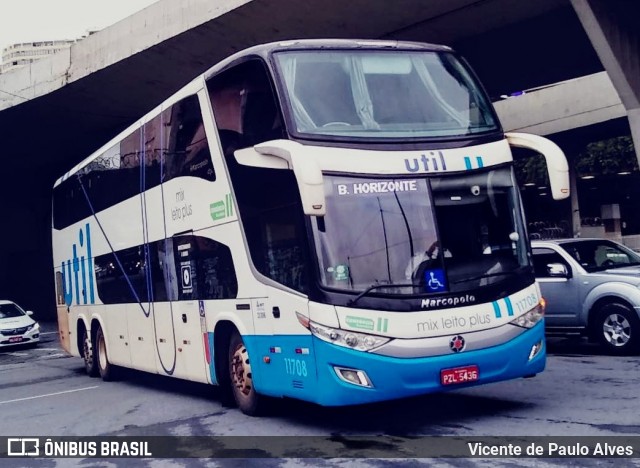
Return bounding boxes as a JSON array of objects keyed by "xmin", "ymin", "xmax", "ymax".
[{"xmin": 62, "ymin": 223, "xmax": 95, "ymax": 306}]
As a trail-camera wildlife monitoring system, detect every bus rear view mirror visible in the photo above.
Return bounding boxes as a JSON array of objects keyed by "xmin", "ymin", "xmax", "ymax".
[
  {"xmin": 234, "ymin": 140, "xmax": 326, "ymax": 216},
  {"xmin": 505, "ymin": 132, "xmax": 570, "ymax": 200}
]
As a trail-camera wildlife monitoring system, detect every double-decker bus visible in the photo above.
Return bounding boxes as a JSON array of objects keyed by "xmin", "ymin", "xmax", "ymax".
[{"xmin": 52, "ymin": 39, "xmax": 569, "ymax": 415}]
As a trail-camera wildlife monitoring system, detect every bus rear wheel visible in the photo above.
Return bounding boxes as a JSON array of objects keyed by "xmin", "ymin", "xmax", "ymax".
[
  {"xmin": 81, "ymin": 326, "xmax": 98, "ymax": 377},
  {"xmin": 228, "ymin": 331, "xmax": 262, "ymax": 416},
  {"xmin": 95, "ymin": 325, "xmax": 118, "ymax": 381}
]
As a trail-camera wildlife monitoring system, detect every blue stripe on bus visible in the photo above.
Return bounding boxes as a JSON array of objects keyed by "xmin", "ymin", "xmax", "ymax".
[
  {"xmin": 505, "ymin": 297, "xmax": 514, "ymax": 316},
  {"xmin": 207, "ymin": 332, "xmax": 217, "ymax": 385},
  {"xmin": 464, "ymin": 157, "xmax": 472, "ymax": 170},
  {"xmin": 492, "ymin": 301, "xmax": 502, "ymax": 318},
  {"xmin": 476, "ymin": 156, "xmax": 484, "ymax": 168}
]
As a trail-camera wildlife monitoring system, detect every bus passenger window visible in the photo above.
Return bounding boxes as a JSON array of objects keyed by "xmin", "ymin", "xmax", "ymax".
[
  {"xmin": 168, "ymin": 235, "xmax": 238, "ymax": 301},
  {"xmin": 163, "ymin": 95, "xmax": 216, "ymax": 183},
  {"xmin": 237, "ymin": 169, "xmax": 309, "ymax": 294},
  {"xmin": 207, "ymin": 59, "xmax": 285, "ymax": 162}
]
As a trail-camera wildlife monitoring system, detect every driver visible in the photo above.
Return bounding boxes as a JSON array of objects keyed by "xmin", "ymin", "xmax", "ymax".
[{"xmin": 405, "ymin": 240, "xmax": 451, "ymax": 280}]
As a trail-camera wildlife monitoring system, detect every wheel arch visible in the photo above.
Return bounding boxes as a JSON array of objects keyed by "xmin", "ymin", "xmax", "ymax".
[
  {"xmin": 76, "ymin": 312, "xmax": 109, "ymax": 356},
  {"xmin": 213, "ymin": 319, "xmax": 239, "ymax": 384},
  {"xmin": 583, "ymin": 282, "xmax": 640, "ymax": 327}
]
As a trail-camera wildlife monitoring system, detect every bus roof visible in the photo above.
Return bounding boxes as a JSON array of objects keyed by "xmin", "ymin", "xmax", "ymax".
[
  {"xmin": 203, "ymin": 39, "xmax": 452, "ymax": 79},
  {"xmin": 54, "ymin": 39, "xmax": 454, "ymax": 187}
]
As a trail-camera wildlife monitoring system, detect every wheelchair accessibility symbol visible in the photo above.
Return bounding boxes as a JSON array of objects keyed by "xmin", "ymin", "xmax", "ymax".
[{"xmin": 424, "ymin": 268, "xmax": 447, "ymax": 292}]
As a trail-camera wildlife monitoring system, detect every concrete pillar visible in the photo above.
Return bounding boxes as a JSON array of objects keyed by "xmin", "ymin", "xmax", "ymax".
[{"xmin": 571, "ymin": 0, "xmax": 640, "ymax": 167}]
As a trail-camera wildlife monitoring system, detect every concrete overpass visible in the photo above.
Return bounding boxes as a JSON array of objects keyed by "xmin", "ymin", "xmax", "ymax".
[{"xmin": 1, "ymin": 0, "xmax": 638, "ymax": 318}]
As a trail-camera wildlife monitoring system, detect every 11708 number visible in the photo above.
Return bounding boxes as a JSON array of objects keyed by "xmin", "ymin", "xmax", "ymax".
[{"xmin": 284, "ymin": 358, "xmax": 308, "ymax": 377}]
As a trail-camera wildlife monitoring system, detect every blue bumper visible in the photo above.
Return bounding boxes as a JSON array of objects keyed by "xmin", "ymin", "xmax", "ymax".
[{"xmin": 245, "ymin": 322, "xmax": 545, "ymax": 407}]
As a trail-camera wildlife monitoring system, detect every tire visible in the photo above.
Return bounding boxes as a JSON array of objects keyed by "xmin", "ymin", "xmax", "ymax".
[
  {"xmin": 215, "ymin": 332, "xmax": 235, "ymax": 408},
  {"xmin": 81, "ymin": 326, "xmax": 99, "ymax": 377},
  {"xmin": 95, "ymin": 326, "xmax": 118, "ymax": 381},
  {"xmin": 594, "ymin": 302, "xmax": 640, "ymax": 355},
  {"xmin": 228, "ymin": 331, "xmax": 263, "ymax": 416}
]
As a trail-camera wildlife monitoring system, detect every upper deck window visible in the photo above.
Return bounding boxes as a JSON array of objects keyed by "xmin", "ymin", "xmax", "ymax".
[{"xmin": 274, "ymin": 50, "xmax": 498, "ymax": 141}]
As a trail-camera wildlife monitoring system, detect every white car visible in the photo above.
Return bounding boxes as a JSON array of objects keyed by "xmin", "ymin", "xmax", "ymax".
[{"xmin": 0, "ymin": 300, "xmax": 40, "ymax": 348}]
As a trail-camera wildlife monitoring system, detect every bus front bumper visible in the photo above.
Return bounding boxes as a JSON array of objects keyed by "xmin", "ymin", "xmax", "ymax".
[{"xmin": 309, "ymin": 321, "xmax": 545, "ymax": 406}]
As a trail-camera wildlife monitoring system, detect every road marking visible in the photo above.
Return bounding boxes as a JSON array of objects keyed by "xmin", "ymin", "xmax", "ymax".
[
  {"xmin": 0, "ymin": 386, "xmax": 99, "ymax": 405},
  {"xmin": 34, "ymin": 347, "xmax": 61, "ymax": 351},
  {"xmin": 40, "ymin": 332, "xmax": 59, "ymax": 336},
  {"xmin": 5, "ymin": 352, "xmax": 29, "ymax": 357}
]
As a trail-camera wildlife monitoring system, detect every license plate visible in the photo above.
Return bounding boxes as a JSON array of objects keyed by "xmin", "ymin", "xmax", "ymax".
[
  {"xmin": 441, "ymin": 365, "xmax": 479, "ymax": 385},
  {"xmin": 8, "ymin": 337, "xmax": 23, "ymax": 343}
]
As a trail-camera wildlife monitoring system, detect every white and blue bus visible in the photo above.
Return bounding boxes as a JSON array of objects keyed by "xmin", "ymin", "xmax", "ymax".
[{"xmin": 53, "ymin": 39, "xmax": 569, "ymax": 415}]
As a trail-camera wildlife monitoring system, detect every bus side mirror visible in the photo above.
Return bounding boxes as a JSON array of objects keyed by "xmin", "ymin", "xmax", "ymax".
[
  {"xmin": 234, "ymin": 140, "xmax": 326, "ymax": 216},
  {"xmin": 505, "ymin": 132, "xmax": 570, "ymax": 200}
]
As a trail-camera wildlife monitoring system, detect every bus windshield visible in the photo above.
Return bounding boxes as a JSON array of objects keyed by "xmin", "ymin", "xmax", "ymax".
[
  {"xmin": 312, "ymin": 167, "xmax": 530, "ymax": 296},
  {"xmin": 274, "ymin": 49, "xmax": 498, "ymax": 140}
]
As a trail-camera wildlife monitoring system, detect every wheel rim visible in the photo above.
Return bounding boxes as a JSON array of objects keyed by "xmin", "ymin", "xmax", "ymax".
[
  {"xmin": 603, "ymin": 313, "xmax": 631, "ymax": 347},
  {"xmin": 230, "ymin": 343, "xmax": 253, "ymax": 400},
  {"xmin": 98, "ymin": 333, "xmax": 107, "ymax": 370},
  {"xmin": 83, "ymin": 334, "xmax": 93, "ymax": 369}
]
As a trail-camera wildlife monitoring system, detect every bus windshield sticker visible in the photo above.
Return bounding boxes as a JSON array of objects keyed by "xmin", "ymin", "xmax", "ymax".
[
  {"xmin": 345, "ymin": 316, "xmax": 374, "ymax": 331},
  {"xmin": 336, "ymin": 180, "xmax": 418, "ymax": 196},
  {"xmin": 333, "ymin": 264, "xmax": 349, "ymax": 281},
  {"xmin": 424, "ymin": 268, "xmax": 447, "ymax": 293}
]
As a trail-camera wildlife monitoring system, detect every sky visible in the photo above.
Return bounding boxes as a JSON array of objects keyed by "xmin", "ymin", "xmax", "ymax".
[{"xmin": 0, "ymin": 0, "xmax": 159, "ymax": 62}]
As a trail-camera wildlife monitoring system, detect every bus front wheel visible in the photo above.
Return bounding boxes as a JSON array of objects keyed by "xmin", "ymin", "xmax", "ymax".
[{"xmin": 228, "ymin": 331, "xmax": 262, "ymax": 416}]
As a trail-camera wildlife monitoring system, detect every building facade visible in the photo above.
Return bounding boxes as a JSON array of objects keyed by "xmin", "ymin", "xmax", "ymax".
[{"xmin": 1, "ymin": 40, "xmax": 75, "ymax": 74}]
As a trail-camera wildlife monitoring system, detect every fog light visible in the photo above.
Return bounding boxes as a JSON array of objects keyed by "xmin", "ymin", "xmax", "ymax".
[
  {"xmin": 334, "ymin": 366, "xmax": 373, "ymax": 388},
  {"xmin": 528, "ymin": 340, "xmax": 543, "ymax": 361}
]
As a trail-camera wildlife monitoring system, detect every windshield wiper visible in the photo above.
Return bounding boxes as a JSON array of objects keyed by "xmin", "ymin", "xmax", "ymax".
[
  {"xmin": 348, "ymin": 283, "xmax": 414, "ymax": 306},
  {"xmin": 451, "ymin": 270, "xmax": 518, "ymax": 285}
]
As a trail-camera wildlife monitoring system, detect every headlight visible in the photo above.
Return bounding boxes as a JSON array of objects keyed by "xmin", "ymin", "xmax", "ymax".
[
  {"xmin": 510, "ymin": 298, "xmax": 545, "ymax": 329},
  {"xmin": 310, "ymin": 322, "xmax": 391, "ymax": 351},
  {"xmin": 27, "ymin": 323, "xmax": 40, "ymax": 332},
  {"xmin": 297, "ymin": 313, "xmax": 390, "ymax": 352}
]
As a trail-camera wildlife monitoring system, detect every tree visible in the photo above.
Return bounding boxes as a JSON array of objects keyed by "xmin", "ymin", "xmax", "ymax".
[{"xmin": 575, "ymin": 136, "xmax": 638, "ymax": 176}]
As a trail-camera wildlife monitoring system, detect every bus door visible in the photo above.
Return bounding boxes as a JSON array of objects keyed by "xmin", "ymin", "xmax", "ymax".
[
  {"xmin": 164, "ymin": 235, "xmax": 207, "ymax": 382},
  {"xmin": 141, "ymin": 108, "xmax": 177, "ymax": 377}
]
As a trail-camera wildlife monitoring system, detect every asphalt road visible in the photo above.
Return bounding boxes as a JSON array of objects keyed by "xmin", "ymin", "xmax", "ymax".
[{"xmin": 1, "ymin": 322, "xmax": 639, "ymax": 467}]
